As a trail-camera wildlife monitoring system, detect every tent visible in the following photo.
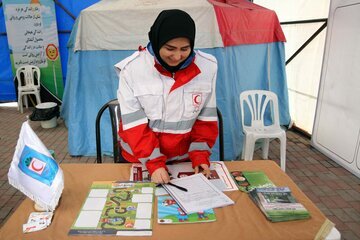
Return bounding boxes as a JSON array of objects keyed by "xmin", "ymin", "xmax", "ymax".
[{"xmin": 61, "ymin": 0, "xmax": 290, "ymax": 161}]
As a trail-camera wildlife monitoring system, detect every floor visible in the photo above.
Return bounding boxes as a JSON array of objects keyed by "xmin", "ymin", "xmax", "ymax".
[{"xmin": 0, "ymin": 104, "xmax": 359, "ymax": 239}]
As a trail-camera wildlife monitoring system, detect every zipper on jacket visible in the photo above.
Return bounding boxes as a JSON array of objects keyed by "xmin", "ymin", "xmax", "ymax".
[{"xmin": 161, "ymin": 77, "xmax": 167, "ymax": 132}]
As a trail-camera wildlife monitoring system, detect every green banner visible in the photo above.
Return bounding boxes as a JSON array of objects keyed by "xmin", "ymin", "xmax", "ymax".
[{"xmin": 3, "ymin": 0, "xmax": 64, "ymax": 100}]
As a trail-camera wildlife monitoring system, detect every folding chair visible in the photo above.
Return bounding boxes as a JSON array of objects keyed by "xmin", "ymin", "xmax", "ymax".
[
  {"xmin": 216, "ymin": 107, "xmax": 225, "ymax": 161},
  {"xmin": 95, "ymin": 99, "xmax": 127, "ymax": 163}
]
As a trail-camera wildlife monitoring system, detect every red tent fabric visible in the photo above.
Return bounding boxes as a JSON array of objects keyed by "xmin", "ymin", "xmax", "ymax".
[{"xmin": 209, "ymin": 0, "xmax": 286, "ymax": 46}]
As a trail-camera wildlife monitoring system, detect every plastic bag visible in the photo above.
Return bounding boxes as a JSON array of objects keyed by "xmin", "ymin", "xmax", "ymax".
[{"xmin": 29, "ymin": 105, "xmax": 60, "ymax": 121}]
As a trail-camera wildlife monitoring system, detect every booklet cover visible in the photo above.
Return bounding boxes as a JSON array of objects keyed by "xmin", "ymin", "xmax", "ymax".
[
  {"xmin": 249, "ymin": 187, "xmax": 310, "ymax": 222},
  {"xmin": 230, "ymin": 171, "xmax": 275, "ymax": 192},
  {"xmin": 69, "ymin": 181, "xmax": 155, "ymax": 236},
  {"xmin": 158, "ymin": 195, "xmax": 216, "ymax": 224}
]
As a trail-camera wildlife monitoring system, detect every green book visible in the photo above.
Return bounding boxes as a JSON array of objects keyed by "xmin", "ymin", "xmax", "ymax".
[
  {"xmin": 231, "ymin": 171, "xmax": 275, "ymax": 192},
  {"xmin": 242, "ymin": 171, "xmax": 275, "ymax": 190}
]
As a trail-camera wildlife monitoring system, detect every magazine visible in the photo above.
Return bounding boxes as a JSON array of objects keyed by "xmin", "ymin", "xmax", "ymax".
[
  {"xmin": 130, "ymin": 161, "xmax": 238, "ymax": 192},
  {"xmin": 69, "ymin": 181, "xmax": 155, "ymax": 236},
  {"xmin": 249, "ymin": 187, "xmax": 310, "ymax": 222},
  {"xmin": 158, "ymin": 195, "xmax": 216, "ymax": 224}
]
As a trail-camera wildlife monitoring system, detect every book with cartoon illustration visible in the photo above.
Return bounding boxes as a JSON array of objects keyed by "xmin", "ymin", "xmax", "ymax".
[
  {"xmin": 158, "ymin": 195, "xmax": 216, "ymax": 224},
  {"xmin": 69, "ymin": 181, "xmax": 155, "ymax": 236}
]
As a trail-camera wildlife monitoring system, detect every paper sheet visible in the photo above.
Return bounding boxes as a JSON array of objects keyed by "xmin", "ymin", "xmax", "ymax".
[{"xmin": 162, "ymin": 174, "xmax": 234, "ymax": 214}]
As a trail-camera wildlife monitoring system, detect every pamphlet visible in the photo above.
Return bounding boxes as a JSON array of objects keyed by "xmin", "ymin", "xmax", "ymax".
[
  {"xmin": 249, "ymin": 186, "xmax": 310, "ymax": 222},
  {"xmin": 158, "ymin": 195, "xmax": 216, "ymax": 224},
  {"xmin": 161, "ymin": 174, "xmax": 234, "ymax": 214},
  {"xmin": 230, "ymin": 170, "xmax": 275, "ymax": 192},
  {"xmin": 69, "ymin": 181, "xmax": 155, "ymax": 236},
  {"xmin": 23, "ymin": 212, "xmax": 53, "ymax": 233}
]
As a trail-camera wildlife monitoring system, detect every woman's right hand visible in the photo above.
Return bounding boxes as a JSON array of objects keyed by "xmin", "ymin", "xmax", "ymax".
[{"xmin": 151, "ymin": 167, "xmax": 170, "ymax": 184}]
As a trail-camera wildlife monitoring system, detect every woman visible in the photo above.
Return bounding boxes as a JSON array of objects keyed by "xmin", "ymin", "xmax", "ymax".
[{"xmin": 115, "ymin": 9, "xmax": 218, "ymax": 184}]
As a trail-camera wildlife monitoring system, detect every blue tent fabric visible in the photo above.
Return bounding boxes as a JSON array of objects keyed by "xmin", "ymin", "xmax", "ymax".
[
  {"xmin": 62, "ymin": 23, "xmax": 290, "ymax": 160},
  {"xmin": 0, "ymin": 4, "xmax": 16, "ymax": 101}
]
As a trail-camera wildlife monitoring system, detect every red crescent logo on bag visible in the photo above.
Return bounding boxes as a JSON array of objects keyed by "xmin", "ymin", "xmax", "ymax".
[{"xmin": 192, "ymin": 93, "xmax": 202, "ymax": 107}]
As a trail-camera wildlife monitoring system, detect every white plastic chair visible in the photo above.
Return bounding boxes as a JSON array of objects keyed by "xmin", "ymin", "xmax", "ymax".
[
  {"xmin": 239, "ymin": 90, "xmax": 286, "ymax": 171},
  {"xmin": 16, "ymin": 65, "xmax": 41, "ymax": 113}
]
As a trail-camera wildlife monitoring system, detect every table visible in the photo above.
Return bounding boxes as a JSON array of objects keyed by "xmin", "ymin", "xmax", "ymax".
[{"xmin": 0, "ymin": 161, "xmax": 336, "ymax": 240}]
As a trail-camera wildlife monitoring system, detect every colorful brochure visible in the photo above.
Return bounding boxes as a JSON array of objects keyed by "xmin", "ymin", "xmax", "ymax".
[
  {"xmin": 69, "ymin": 181, "xmax": 155, "ymax": 236},
  {"xmin": 230, "ymin": 170, "xmax": 275, "ymax": 192},
  {"xmin": 158, "ymin": 195, "xmax": 216, "ymax": 224}
]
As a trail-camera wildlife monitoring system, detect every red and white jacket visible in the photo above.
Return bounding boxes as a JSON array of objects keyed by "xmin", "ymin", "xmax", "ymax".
[{"xmin": 115, "ymin": 49, "xmax": 218, "ymax": 175}]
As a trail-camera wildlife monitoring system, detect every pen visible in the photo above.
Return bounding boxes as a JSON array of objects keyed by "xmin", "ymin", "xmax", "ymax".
[{"xmin": 166, "ymin": 182, "xmax": 188, "ymax": 192}]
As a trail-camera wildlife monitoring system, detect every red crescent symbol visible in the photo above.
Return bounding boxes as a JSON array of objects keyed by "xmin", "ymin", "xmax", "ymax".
[
  {"xmin": 194, "ymin": 95, "xmax": 200, "ymax": 104},
  {"xmin": 31, "ymin": 160, "xmax": 44, "ymax": 172}
]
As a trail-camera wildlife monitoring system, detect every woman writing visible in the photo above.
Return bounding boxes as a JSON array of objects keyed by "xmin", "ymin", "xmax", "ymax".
[{"xmin": 115, "ymin": 9, "xmax": 218, "ymax": 184}]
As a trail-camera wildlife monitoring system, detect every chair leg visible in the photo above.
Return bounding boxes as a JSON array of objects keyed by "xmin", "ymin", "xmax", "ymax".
[
  {"xmin": 35, "ymin": 92, "xmax": 41, "ymax": 105},
  {"xmin": 241, "ymin": 135, "xmax": 247, "ymax": 160},
  {"xmin": 18, "ymin": 93, "xmax": 23, "ymax": 114},
  {"xmin": 244, "ymin": 136, "xmax": 255, "ymax": 161},
  {"xmin": 24, "ymin": 95, "xmax": 28, "ymax": 109},
  {"xmin": 279, "ymin": 134, "xmax": 287, "ymax": 172},
  {"xmin": 262, "ymin": 138, "xmax": 270, "ymax": 159}
]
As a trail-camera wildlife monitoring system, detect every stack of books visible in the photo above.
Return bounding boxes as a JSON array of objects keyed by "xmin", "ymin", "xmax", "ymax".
[{"xmin": 249, "ymin": 187, "xmax": 310, "ymax": 222}]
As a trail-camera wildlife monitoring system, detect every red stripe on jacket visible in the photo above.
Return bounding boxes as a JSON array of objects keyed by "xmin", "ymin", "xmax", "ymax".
[
  {"xmin": 119, "ymin": 119, "xmax": 218, "ymax": 175},
  {"xmin": 189, "ymin": 120, "xmax": 219, "ymax": 168},
  {"xmin": 118, "ymin": 122, "xmax": 167, "ymax": 175}
]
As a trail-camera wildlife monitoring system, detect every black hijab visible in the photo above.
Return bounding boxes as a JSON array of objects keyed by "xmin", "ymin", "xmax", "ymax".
[{"xmin": 148, "ymin": 9, "xmax": 196, "ymax": 73}]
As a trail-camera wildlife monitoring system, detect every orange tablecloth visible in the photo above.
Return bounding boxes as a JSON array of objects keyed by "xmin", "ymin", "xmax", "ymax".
[{"xmin": 0, "ymin": 161, "xmax": 333, "ymax": 239}]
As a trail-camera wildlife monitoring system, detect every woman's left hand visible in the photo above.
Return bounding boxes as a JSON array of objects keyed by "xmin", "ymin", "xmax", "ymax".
[{"xmin": 194, "ymin": 164, "xmax": 211, "ymax": 178}]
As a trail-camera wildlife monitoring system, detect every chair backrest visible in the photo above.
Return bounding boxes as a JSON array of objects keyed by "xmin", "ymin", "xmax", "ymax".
[
  {"xmin": 16, "ymin": 65, "xmax": 41, "ymax": 88},
  {"xmin": 239, "ymin": 90, "xmax": 280, "ymax": 129},
  {"xmin": 216, "ymin": 107, "xmax": 224, "ymax": 161},
  {"xmin": 96, "ymin": 99, "xmax": 127, "ymax": 163}
]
